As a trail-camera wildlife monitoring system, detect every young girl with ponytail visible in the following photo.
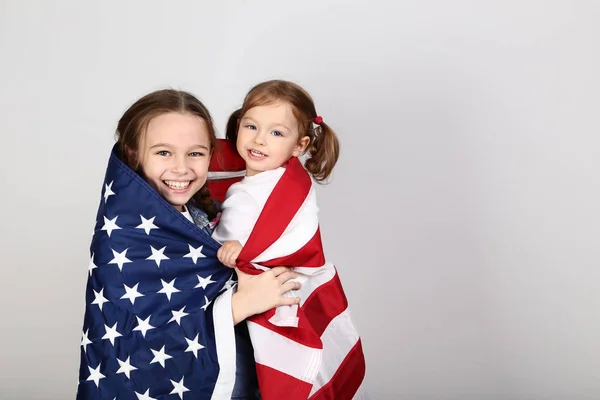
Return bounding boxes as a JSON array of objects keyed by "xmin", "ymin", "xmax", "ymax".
[{"xmin": 213, "ymin": 80, "xmax": 366, "ymax": 400}]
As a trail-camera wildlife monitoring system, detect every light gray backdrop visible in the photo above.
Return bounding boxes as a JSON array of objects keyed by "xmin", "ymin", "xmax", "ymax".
[{"xmin": 1, "ymin": 1, "xmax": 599, "ymax": 399}]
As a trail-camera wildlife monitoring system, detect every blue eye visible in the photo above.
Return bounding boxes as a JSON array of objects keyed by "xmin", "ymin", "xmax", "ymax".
[
  {"xmin": 189, "ymin": 152, "xmax": 205, "ymax": 157},
  {"xmin": 271, "ymin": 130, "xmax": 283, "ymax": 137},
  {"xmin": 245, "ymin": 124, "xmax": 257, "ymax": 130},
  {"xmin": 157, "ymin": 150, "xmax": 170, "ymax": 156}
]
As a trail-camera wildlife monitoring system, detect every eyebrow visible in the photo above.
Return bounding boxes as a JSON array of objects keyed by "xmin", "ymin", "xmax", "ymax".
[{"xmin": 149, "ymin": 143, "xmax": 209, "ymax": 151}]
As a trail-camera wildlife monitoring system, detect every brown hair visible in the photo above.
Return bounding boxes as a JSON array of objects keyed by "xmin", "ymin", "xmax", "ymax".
[
  {"xmin": 226, "ymin": 80, "xmax": 340, "ymax": 182},
  {"xmin": 116, "ymin": 88, "xmax": 218, "ymax": 219}
]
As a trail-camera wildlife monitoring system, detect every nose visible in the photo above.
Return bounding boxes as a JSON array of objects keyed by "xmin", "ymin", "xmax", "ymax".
[
  {"xmin": 171, "ymin": 155, "xmax": 190, "ymax": 175},
  {"xmin": 253, "ymin": 129, "xmax": 267, "ymax": 145}
]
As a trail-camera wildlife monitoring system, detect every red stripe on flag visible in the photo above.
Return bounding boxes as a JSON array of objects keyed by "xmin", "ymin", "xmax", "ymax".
[
  {"xmin": 248, "ymin": 267, "xmax": 349, "ymax": 348},
  {"xmin": 238, "ymin": 157, "xmax": 311, "ymax": 271},
  {"xmin": 308, "ymin": 340, "xmax": 366, "ymax": 400},
  {"xmin": 206, "ymin": 178, "xmax": 242, "ymax": 203},
  {"xmin": 249, "ymin": 309, "xmax": 324, "ymax": 349},
  {"xmin": 207, "ymin": 139, "xmax": 246, "ymax": 202},
  {"xmin": 248, "ymin": 267, "xmax": 349, "ymax": 349},
  {"xmin": 303, "ymin": 270, "xmax": 349, "ymax": 337},
  {"xmin": 259, "ymin": 228, "xmax": 326, "ymax": 268},
  {"xmin": 209, "ymin": 139, "xmax": 246, "ymax": 172},
  {"xmin": 256, "ymin": 363, "xmax": 313, "ymax": 400}
]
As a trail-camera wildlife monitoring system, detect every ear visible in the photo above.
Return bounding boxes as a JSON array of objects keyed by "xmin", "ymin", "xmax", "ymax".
[{"xmin": 292, "ymin": 135, "xmax": 311, "ymax": 157}]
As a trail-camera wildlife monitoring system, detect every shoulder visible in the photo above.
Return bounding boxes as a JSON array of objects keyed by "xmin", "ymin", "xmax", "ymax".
[
  {"xmin": 222, "ymin": 185, "xmax": 261, "ymax": 211},
  {"xmin": 237, "ymin": 169, "xmax": 285, "ymax": 194}
]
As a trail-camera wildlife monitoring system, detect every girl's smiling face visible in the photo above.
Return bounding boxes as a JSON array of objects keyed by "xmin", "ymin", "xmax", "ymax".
[
  {"xmin": 137, "ymin": 112, "xmax": 212, "ymax": 211},
  {"xmin": 236, "ymin": 101, "xmax": 309, "ymax": 176}
]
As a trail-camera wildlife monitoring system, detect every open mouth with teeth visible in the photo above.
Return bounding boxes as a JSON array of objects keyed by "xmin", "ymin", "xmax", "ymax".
[
  {"xmin": 248, "ymin": 149, "xmax": 267, "ymax": 159},
  {"xmin": 164, "ymin": 180, "xmax": 192, "ymax": 191}
]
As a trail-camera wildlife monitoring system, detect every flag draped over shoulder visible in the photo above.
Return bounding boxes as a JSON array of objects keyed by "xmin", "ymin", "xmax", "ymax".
[
  {"xmin": 77, "ymin": 145, "xmax": 238, "ymax": 400},
  {"xmin": 235, "ymin": 157, "xmax": 368, "ymax": 400}
]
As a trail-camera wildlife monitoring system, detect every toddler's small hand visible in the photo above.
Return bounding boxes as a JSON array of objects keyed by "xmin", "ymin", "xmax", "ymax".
[{"xmin": 217, "ymin": 241, "xmax": 243, "ymax": 268}]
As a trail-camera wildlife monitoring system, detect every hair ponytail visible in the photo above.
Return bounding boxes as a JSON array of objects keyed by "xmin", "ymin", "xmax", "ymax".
[
  {"xmin": 225, "ymin": 108, "xmax": 242, "ymax": 151},
  {"xmin": 191, "ymin": 183, "xmax": 217, "ymax": 220},
  {"xmin": 304, "ymin": 121, "xmax": 340, "ymax": 182}
]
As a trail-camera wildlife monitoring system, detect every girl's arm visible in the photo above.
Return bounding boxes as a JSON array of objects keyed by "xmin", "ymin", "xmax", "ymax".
[{"xmin": 231, "ymin": 266, "xmax": 301, "ymax": 325}]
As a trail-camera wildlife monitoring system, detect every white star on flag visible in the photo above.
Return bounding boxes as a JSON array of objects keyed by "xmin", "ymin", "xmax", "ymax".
[
  {"xmin": 88, "ymin": 253, "xmax": 97, "ymax": 276},
  {"xmin": 170, "ymin": 377, "xmax": 190, "ymax": 399},
  {"xmin": 150, "ymin": 345, "xmax": 173, "ymax": 368},
  {"xmin": 116, "ymin": 356, "xmax": 138, "ymax": 379},
  {"xmin": 81, "ymin": 329, "xmax": 92, "ymax": 353},
  {"xmin": 195, "ymin": 274, "xmax": 215, "ymax": 290},
  {"xmin": 183, "ymin": 244, "xmax": 205, "ymax": 264},
  {"xmin": 109, "ymin": 248, "xmax": 132, "ymax": 271},
  {"xmin": 92, "ymin": 288, "xmax": 109, "ymax": 311},
  {"xmin": 185, "ymin": 334, "xmax": 205, "ymax": 358},
  {"xmin": 103, "ymin": 181, "xmax": 116, "ymax": 202},
  {"xmin": 169, "ymin": 306, "xmax": 189, "ymax": 325},
  {"xmin": 146, "ymin": 246, "xmax": 169, "ymax": 267},
  {"xmin": 136, "ymin": 215, "xmax": 158, "ymax": 235},
  {"xmin": 86, "ymin": 364, "xmax": 105, "ymax": 388},
  {"xmin": 135, "ymin": 389, "xmax": 157, "ymax": 400},
  {"xmin": 101, "ymin": 215, "xmax": 121, "ymax": 237},
  {"xmin": 221, "ymin": 274, "xmax": 237, "ymax": 291},
  {"xmin": 133, "ymin": 316, "xmax": 155, "ymax": 338},
  {"xmin": 120, "ymin": 283, "xmax": 144, "ymax": 305},
  {"xmin": 158, "ymin": 278, "xmax": 180, "ymax": 301},
  {"xmin": 201, "ymin": 295, "xmax": 211, "ymax": 311},
  {"xmin": 102, "ymin": 322, "xmax": 122, "ymax": 346}
]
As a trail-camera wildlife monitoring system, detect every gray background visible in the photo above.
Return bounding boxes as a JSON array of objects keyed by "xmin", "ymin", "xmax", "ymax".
[{"xmin": 1, "ymin": 1, "xmax": 599, "ymax": 399}]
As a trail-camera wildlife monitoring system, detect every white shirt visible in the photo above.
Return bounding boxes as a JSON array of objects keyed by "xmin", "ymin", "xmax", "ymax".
[{"xmin": 181, "ymin": 205, "xmax": 194, "ymax": 223}]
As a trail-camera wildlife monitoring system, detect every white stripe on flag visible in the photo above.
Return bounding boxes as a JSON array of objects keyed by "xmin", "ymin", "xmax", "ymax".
[
  {"xmin": 267, "ymin": 263, "xmax": 337, "ymax": 327},
  {"xmin": 309, "ymin": 308, "xmax": 361, "ymax": 396},
  {"xmin": 211, "ymin": 288, "xmax": 236, "ymax": 400},
  {"xmin": 247, "ymin": 320, "xmax": 323, "ymax": 383},
  {"xmin": 294, "ymin": 262, "xmax": 337, "ymax": 307},
  {"xmin": 253, "ymin": 186, "xmax": 319, "ymax": 262},
  {"xmin": 208, "ymin": 170, "xmax": 246, "ymax": 180}
]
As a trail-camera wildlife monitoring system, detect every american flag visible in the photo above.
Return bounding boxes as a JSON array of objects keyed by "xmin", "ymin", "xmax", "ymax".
[
  {"xmin": 211, "ymin": 144, "xmax": 368, "ymax": 400},
  {"xmin": 77, "ymin": 145, "xmax": 238, "ymax": 400}
]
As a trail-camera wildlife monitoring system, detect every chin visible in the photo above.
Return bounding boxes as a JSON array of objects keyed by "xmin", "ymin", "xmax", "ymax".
[{"xmin": 163, "ymin": 194, "xmax": 191, "ymax": 209}]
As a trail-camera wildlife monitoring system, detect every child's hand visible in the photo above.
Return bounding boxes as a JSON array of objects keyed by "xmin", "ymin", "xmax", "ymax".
[
  {"xmin": 232, "ymin": 266, "xmax": 302, "ymax": 324},
  {"xmin": 217, "ymin": 240, "xmax": 243, "ymax": 268}
]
